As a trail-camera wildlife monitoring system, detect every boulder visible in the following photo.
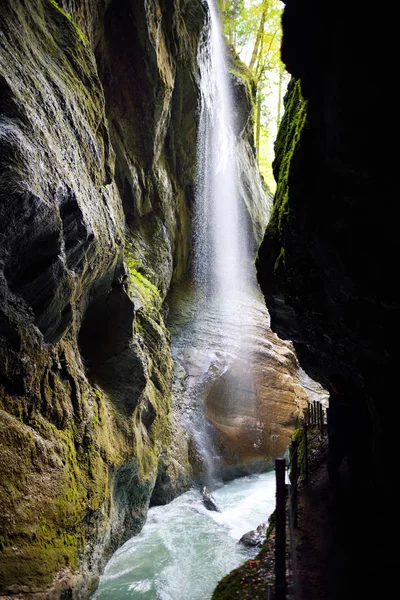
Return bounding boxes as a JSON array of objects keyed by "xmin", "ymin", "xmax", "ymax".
[
  {"xmin": 201, "ymin": 486, "xmax": 220, "ymax": 512},
  {"xmin": 239, "ymin": 522, "xmax": 267, "ymax": 548}
]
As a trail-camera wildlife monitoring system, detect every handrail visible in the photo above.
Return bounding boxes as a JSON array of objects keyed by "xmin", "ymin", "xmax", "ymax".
[{"xmin": 272, "ymin": 400, "xmax": 328, "ymax": 599}]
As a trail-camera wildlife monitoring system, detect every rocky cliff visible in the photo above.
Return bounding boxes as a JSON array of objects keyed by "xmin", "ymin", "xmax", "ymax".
[
  {"xmin": 0, "ymin": 0, "xmax": 204, "ymax": 596},
  {"xmin": 256, "ymin": 0, "xmax": 398, "ymax": 592}
]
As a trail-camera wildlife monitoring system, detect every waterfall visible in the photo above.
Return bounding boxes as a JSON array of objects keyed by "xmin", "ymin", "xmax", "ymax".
[
  {"xmin": 194, "ymin": 0, "xmax": 248, "ymax": 303},
  {"xmin": 181, "ymin": 0, "xmax": 259, "ymax": 487}
]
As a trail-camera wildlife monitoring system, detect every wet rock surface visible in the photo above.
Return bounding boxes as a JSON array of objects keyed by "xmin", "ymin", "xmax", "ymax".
[
  {"xmin": 201, "ymin": 486, "xmax": 220, "ymax": 512},
  {"xmin": 0, "ymin": 0, "xmax": 204, "ymax": 596},
  {"xmin": 255, "ymin": 0, "xmax": 398, "ymax": 498},
  {"xmin": 238, "ymin": 523, "xmax": 267, "ymax": 548},
  {"xmin": 167, "ymin": 282, "xmax": 311, "ymax": 480},
  {"xmin": 255, "ymin": 0, "xmax": 400, "ymax": 591}
]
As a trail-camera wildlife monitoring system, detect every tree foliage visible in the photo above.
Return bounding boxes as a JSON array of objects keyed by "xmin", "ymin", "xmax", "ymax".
[{"xmin": 217, "ymin": 0, "xmax": 289, "ymax": 189}]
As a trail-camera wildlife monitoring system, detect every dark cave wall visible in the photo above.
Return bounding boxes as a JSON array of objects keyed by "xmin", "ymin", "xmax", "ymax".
[{"xmin": 256, "ymin": 0, "xmax": 398, "ymax": 498}]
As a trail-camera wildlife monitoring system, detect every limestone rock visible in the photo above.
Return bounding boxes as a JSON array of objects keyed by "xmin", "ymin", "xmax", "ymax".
[
  {"xmin": 204, "ymin": 292, "xmax": 309, "ymax": 474},
  {"xmin": 0, "ymin": 0, "xmax": 204, "ymax": 596},
  {"xmin": 168, "ymin": 282, "xmax": 309, "ymax": 481}
]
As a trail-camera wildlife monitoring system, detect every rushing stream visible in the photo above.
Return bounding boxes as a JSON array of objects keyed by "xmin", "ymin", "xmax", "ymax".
[{"xmin": 92, "ymin": 472, "xmax": 276, "ymax": 600}]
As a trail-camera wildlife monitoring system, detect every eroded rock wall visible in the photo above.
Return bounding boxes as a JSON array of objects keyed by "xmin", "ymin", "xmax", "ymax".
[
  {"xmin": 0, "ymin": 0, "xmax": 324, "ymax": 596},
  {"xmin": 0, "ymin": 0, "xmax": 204, "ymax": 596}
]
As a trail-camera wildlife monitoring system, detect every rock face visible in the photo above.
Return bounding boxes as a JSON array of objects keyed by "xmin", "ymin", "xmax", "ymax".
[
  {"xmin": 204, "ymin": 293, "xmax": 308, "ymax": 475},
  {"xmin": 0, "ymin": 0, "xmax": 321, "ymax": 597},
  {"xmin": 0, "ymin": 0, "xmax": 204, "ymax": 596},
  {"xmin": 255, "ymin": 0, "xmax": 399, "ymax": 584},
  {"xmin": 168, "ymin": 281, "xmax": 309, "ymax": 482}
]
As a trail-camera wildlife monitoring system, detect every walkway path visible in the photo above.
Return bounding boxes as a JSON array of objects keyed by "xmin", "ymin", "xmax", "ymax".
[
  {"xmin": 293, "ymin": 448, "xmax": 392, "ymax": 600},
  {"xmin": 213, "ymin": 427, "xmax": 396, "ymax": 600},
  {"xmin": 293, "ymin": 447, "xmax": 353, "ymax": 599}
]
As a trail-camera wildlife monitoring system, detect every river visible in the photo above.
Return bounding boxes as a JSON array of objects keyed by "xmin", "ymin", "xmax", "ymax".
[{"xmin": 92, "ymin": 471, "xmax": 275, "ymax": 600}]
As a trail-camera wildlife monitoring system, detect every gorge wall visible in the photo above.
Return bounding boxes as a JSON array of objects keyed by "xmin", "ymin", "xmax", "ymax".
[
  {"xmin": 256, "ymin": 0, "xmax": 398, "ymax": 592},
  {"xmin": 0, "ymin": 1, "xmax": 314, "ymax": 597},
  {"xmin": 0, "ymin": 0, "xmax": 204, "ymax": 595}
]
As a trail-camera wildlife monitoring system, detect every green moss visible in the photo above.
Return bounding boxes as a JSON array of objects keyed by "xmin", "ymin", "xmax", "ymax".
[
  {"xmin": 256, "ymin": 78, "xmax": 307, "ymax": 287},
  {"xmin": 92, "ymin": 386, "xmax": 104, "ymax": 426},
  {"xmin": 273, "ymin": 247, "xmax": 285, "ymax": 274},
  {"xmin": 228, "ymin": 46, "xmax": 257, "ymax": 114},
  {"xmin": 266, "ymin": 509, "xmax": 276, "ymax": 538},
  {"xmin": 49, "ymin": 0, "xmax": 88, "ymax": 45},
  {"xmin": 212, "ymin": 565, "xmax": 250, "ymax": 600},
  {"xmin": 231, "ymin": 69, "xmax": 256, "ymax": 111},
  {"xmin": 0, "ymin": 543, "xmax": 77, "ymax": 589},
  {"xmin": 132, "ymin": 381, "xmax": 171, "ymax": 481},
  {"xmin": 131, "ymin": 269, "xmax": 161, "ymax": 302},
  {"xmin": 124, "ymin": 247, "xmax": 162, "ymax": 309},
  {"xmin": 122, "ymin": 238, "xmax": 174, "ymax": 486},
  {"xmin": 272, "ymin": 78, "xmax": 307, "ymax": 234},
  {"xmin": 228, "ymin": 46, "xmax": 256, "ymax": 93},
  {"xmin": 291, "ymin": 424, "xmax": 319, "ymax": 476},
  {"xmin": 0, "ymin": 404, "xmax": 112, "ymax": 589},
  {"xmin": 212, "ymin": 512, "xmax": 276, "ymax": 600}
]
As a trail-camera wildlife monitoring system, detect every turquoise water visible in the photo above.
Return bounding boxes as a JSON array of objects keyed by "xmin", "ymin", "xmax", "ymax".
[{"xmin": 91, "ymin": 472, "xmax": 276, "ymax": 600}]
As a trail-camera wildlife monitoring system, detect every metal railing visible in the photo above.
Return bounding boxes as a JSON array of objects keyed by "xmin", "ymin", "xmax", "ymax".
[{"xmin": 273, "ymin": 401, "xmax": 328, "ymax": 599}]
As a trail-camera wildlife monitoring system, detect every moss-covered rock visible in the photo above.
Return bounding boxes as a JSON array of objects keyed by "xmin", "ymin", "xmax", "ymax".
[
  {"xmin": 211, "ymin": 511, "xmax": 276, "ymax": 600},
  {"xmin": 0, "ymin": 0, "xmax": 205, "ymax": 596},
  {"xmin": 254, "ymin": 2, "xmax": 400, "ymax": 591},
  {"xmin": 256, "ymin": 78, "xmax": 307, "ymax": 289}
]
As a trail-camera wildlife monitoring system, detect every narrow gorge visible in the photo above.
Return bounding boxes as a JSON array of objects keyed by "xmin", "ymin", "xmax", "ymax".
[
  {"xmin": 2, "ymin": 0, "xmax": 393, "ymax": 598},
  {"xmin": 0, "ymin": 1, "xmax": 319, "ymax": 598}
]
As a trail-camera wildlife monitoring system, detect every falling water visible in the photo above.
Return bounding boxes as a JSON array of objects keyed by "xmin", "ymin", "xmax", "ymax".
[
  {"xmin": 194, "ymin": 0, "xmax": 248, "ymax": 302},
  {"xmin": 184, "ymin": 0, "xmax": 259, "ymax": 485}
]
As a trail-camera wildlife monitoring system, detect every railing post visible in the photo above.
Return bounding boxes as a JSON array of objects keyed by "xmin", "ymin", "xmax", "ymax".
[
  {"xmin": 307, "ymin": 402, "xmax": 311, "ymax": 425},
  {"xmin": 313, "ymin": 401, "xmax": 317, "ymax": 425},
  {"xmin": 275, "ymin": 458, "xmax": 287, "ymax": 600},
  {"xmin": 319, "ymin": 403, "xmax": 324, "ymax": 434},
  {"xmin": 302, "ymin": 421, "xmax": 308, "ymax": 484},
  {"xmin": 290, "ymin": 439, "xmax": 298, "ymax": 527}
]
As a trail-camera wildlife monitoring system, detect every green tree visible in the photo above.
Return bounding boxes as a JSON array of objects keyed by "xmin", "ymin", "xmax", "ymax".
[{"xmin": 218, "ymin": 0, "xmax": 289, "ymax": 189}]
